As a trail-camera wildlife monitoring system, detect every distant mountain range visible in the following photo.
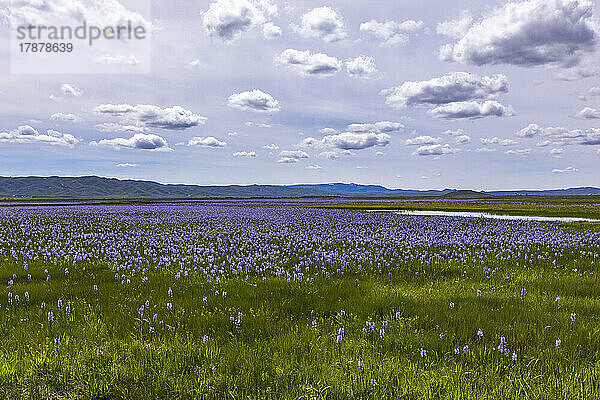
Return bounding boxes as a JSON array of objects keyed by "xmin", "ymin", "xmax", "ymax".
[
  {"xmin": 0, "ymin": 176, "xmax": 599, "ymax": 199},
  {"xmin": 289, "ymin": 183, "xmax": 453, "ymax": 197}
]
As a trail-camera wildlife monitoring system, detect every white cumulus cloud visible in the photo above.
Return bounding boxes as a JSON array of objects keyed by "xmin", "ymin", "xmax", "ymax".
[
  {"xmin": 50, "ymin": 113, "xmax": 82, "ymax": 123},
  {"xmin": 553, "ymin": 166, "xmax": 579, "ymax": 173},
  {"xmin": 412, "ymin": 144, "xmax": 460, "ymax": 156},
  {"xmin": 91, "ymin": 133, "xmax": 170, "ymax": 151},
  {"xmin": 187, "ymin": 136, "xmax": 227, "ymax": 148},
  {"xmin": 405, "ymin": 136, "xmax": 442, "ymax": 146},
  {"xmin": 279, "ymin": 150, "xmax": 309, "ymax": 158},
  {"xmin": 428, "ymin": 101, "xmax": 515, "ymax": 120},
  {"xmin": 202, "ymin": 0, "xmax": 277, "ymax": 42},
  {"xmin": 0, "ymin": 125, "xmax": 79, "ymax": 147},
  {"xmin": 444, "ymin": 129, "xmax": 472, "ymax": 144},
  {"xmin": 227, "ymin": 89, "xmax": 280, "ymax": 113},
  {"xmin": 293, "ymin": 6, "xmax": 347, "ymax": 42},
  {"xmin": 233, "ymin": 151, "xmax": 256, "ymax": 157},
  {"xmin": 481, "ymin": 137, "xmax": 518, "ymax": 146},
  {"xmin": 575, "ymin": 107, "xmax": 600, "ymax": 119},
  {"xmin": 516, "ymin": 124, "xmax": 600, "ymax": 146},
  {"xmin": 439, "ymin": 0, "xmax": 598, "ymax": 67},
  {"xmin": 454, "ymin": 134, "xmax": 472, "ymax": 145},
  {"xmin": 302, "ymin": 132, "xmax": 390, "ymax": 151},
  {"xmin": 360, "ymin": 19, "xmax": 424, "ymax": 46},
  {"xmin": 346, "ymin": 56, "xmax": 378, "ymax": 79},
  {"xmin": 347, "ymin": 121, "xmax": 404, "ymax": 134},
  {"xmin": 1, "ymin": 0, "xmax": 152, "ymax": 29},
  {"xmin": 382, "ymin": 72, "xmax": 509, "ymax": 108},
  {"xmin": 95, "ymin": 104, "xmax": 207, "ymax": 130},
  {"xmin": 277, "ymin": 49, "xmax": 342, "ymax": 77},
  {"xmin": 475, "ymin": 147, "xmax": 497, "ymax": 153},
  {"xmin": 262, "ymin": 22, "xmax": 282, "ymax": 39},
  {"xmin": 277, "ymin": 149, "xmax": 309, "ymax": 163}
]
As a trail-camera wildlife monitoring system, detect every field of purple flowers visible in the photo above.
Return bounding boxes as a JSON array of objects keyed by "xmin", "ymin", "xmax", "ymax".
[{"xmin": 1, "ymin": 204, "xmax": 600, "ymax": 398}]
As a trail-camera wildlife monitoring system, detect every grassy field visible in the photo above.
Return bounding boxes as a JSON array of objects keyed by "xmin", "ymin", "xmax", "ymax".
[
  {"xmin": 0, "ymin": 203, "xmax": 599, "ymax": 399},
  {"xmin": 316, "ymin": 196, "xmax": 600, "ymax": 219}
]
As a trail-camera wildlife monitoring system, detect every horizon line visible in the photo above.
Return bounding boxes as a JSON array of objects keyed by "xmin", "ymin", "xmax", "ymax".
[{"xmin": 0, "ymin": 175, "xmax": 598, "ymax": 193}]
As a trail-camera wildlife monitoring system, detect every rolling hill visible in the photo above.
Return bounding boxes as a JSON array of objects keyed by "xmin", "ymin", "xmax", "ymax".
[{"xmin": 0, "ymin": 176, "xmax": 598, "ymax": 199}]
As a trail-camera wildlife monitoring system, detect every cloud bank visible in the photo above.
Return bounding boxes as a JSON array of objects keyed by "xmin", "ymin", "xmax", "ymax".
[{"xmin": 439, "ymin": 0, "xmax": 597, "ymax": 67}]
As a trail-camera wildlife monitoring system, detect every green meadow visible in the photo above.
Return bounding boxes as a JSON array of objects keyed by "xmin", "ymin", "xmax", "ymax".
[{"xmin": 0, "ymin": 201, "xmax": 599, "ymax": 399}]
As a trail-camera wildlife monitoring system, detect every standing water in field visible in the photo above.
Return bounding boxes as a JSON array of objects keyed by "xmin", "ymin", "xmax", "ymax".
[{"xmin": 374, "ymin": 210, "xmax": 600, "ymax": 223}]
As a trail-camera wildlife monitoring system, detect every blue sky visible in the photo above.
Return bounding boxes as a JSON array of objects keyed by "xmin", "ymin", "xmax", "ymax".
[{"xmin": 1, "ymin": 0, "xmax": 599, "ymax": 190}]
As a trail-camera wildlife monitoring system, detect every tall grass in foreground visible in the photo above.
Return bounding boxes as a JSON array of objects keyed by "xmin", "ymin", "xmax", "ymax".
[{"xmin": 1, "ymin": 251, "xmax": 600, "ymax": 399}]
